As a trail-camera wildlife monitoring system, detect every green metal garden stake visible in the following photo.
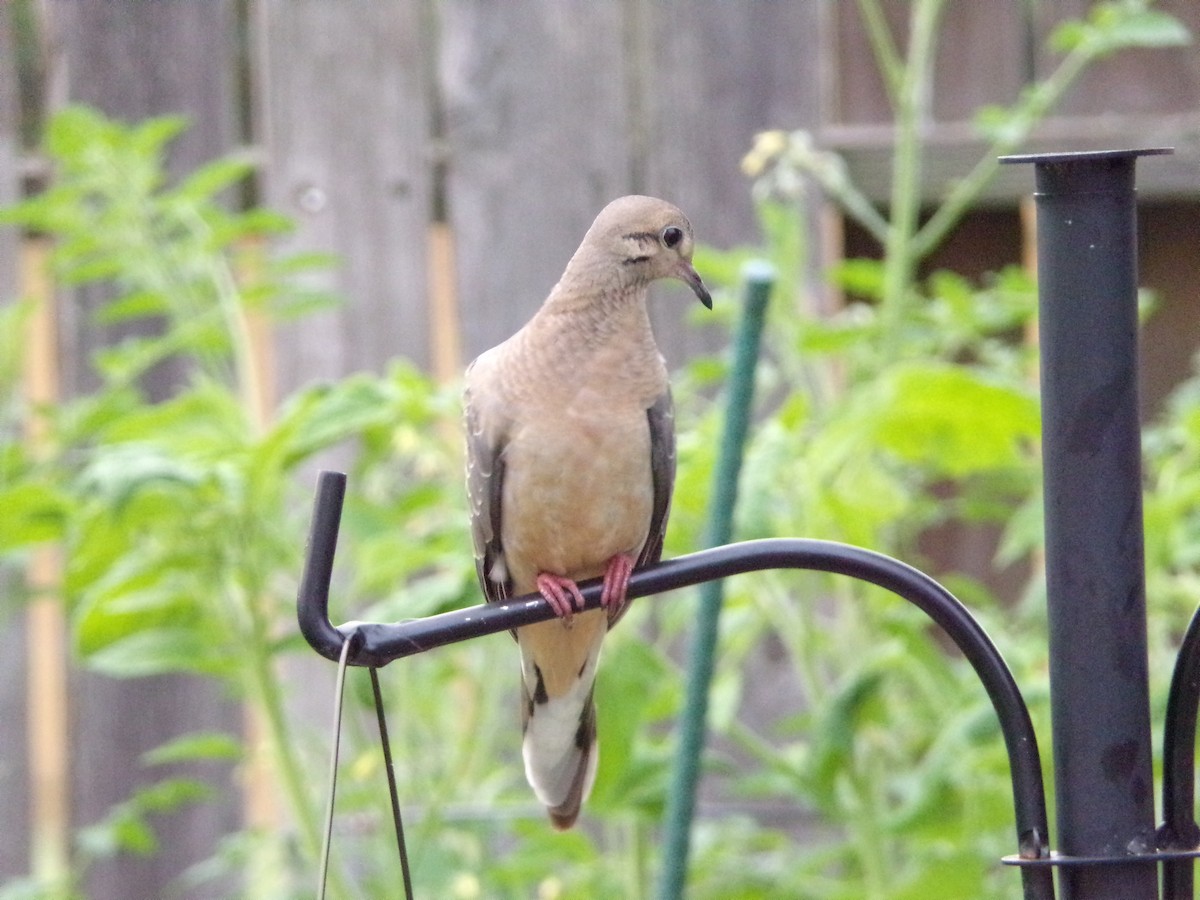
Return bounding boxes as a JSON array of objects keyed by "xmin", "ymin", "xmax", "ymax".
[{"xmin": 657, "ymin": 261, "xmax": 774, "ymax": 900}]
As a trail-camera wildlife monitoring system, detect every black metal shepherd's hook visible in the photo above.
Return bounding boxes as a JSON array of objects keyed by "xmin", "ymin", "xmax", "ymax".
[{"xmin": 298, "ymin": 468, "xmax": 1056, "ymax": 900}]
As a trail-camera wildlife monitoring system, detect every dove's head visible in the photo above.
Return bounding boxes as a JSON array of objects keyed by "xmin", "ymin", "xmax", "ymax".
[{"xmin": 580, "ymin": 195, "xmax": 712, "ymax": 309}]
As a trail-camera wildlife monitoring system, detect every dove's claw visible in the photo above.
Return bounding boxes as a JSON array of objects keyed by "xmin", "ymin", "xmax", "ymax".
[
  {"xmin": 600, "ymin": 553, "xmax": 635, "ymax": 614},
  {"xmin": 536, "ymin": 573, "xmax": 586, "ymax": 623}
]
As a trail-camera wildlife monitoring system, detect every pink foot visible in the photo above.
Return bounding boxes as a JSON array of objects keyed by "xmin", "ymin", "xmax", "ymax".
[
  {"xmin": 536, "ymin": 573, "xmax": 586, "ymax": 622},
  {"xmin": 601, "ymin": 553, "xmax": 635, "ymax": 614}
]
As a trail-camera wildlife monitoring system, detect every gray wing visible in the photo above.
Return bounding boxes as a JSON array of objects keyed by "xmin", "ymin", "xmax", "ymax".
[
  {"xmin": 464, "ymin": 383, "xmax": 512, "ymax": 607},
  {"xmin": 639, "ymin": 389, "xmax": 676, "ymax": 568},
  {"xmin": 609, "ymin": 389, "xmax": 675, "ymax": 628}
]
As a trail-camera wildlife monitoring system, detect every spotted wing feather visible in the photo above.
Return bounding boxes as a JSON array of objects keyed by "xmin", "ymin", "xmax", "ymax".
[{"xmin": 464, "ymin": 382, "xmax": 512, "ymax": 607}]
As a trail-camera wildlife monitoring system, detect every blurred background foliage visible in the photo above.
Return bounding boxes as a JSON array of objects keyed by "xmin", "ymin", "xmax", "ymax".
[{"xmin": 1, "ymin": 2, "xmax": 1197, "ymax": 899}]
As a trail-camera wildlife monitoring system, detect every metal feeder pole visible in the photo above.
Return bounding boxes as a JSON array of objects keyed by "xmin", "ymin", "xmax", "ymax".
[{"xmin": 1004, "ymin": 148, "xmax": 1172, "ymax": 899}]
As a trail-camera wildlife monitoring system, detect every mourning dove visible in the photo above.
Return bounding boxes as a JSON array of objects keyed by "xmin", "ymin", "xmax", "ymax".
[{"xmin": 463, "ymin": 195, "xmax": 711, "ymax": 828}]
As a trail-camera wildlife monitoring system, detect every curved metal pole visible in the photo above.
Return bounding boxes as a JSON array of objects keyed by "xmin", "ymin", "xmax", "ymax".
[
  {"xmin": 297, "ymin": 470, "xmax": 1053, "ymax": 898},
  {"xmin": 1161, "ymin": 604, "xmax": 1200, "ymax": 900}
]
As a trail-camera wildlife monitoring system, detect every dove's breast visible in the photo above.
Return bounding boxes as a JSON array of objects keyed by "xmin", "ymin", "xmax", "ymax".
[{"xmin": 500, "ymin": 391, "xmax": 654, "ymax": 593}]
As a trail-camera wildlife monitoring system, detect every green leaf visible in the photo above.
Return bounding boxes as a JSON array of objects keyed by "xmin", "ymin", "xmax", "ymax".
[
  {"xmin": 128, "ymin": 114, "xmax": 191, "ymax": 163},
  {"xmin": 236, "ymin": 207, "xmax": 295, "ymax": 236},
  {"xmin": 43, "ymin": 105, "xmax": 108, "ymax": 159},
  {"xmin": 0, "ymin": 481, "xmax": 70, "ymax": 549},
  {"xmin": 131, "ymin": 777, "xmax": 215, "ymax": 812},
  {"xmin": 96, "ymin": 380, "xmax": 245, "ymax": 447},
  {"xmin": 142, "ymin": 732, "xmax": 243, "ymax": 766},
  {"xmin": 589, "ymin": 636, "xmax": 675, "ymax": 812},
  {"xmin": 81, "ymin": 627, "xmax": 230, "ymax": 678},
  {"xmin": 807, "ymin": 668, "xmax": 885, "ymax": 809},
  {"xmin": 268, "ymin": 374, "xmax": 401, "ymax": 466},
  {"xmin": 93, "ymin": 289, "xmax": 170, "ymax": 325},
  {"xmin": 173, "ymin": 155, "xmax": 254, "ymax": 204},
  {"xmin": 830, "ymin": 258, "xmax": 885, "ymax": 301},
  {"xmin": 78, "ymin": 806, "xmax": 159, "ymax": 858},
  {"xmin": 78, "ymin": 777, "xmax": 213, "ymax": 860},
  {"xmin": 798, "ymin": 309, "xmax": 876, "ymax": 355},
  {"xmin": 1051, "ymin": 2, "xmax": 1191, "ymax": 55},
  {"xmin": 1115, "ymin": 9, "xmax": 1192, "ymax": 49},
  {"xmin": 75, "ymin": 443, "xmax": 209, "ymax": 512},
  {"xmin": 870, "ymin": 363, "xmax": 1040, "ymax": 477}
]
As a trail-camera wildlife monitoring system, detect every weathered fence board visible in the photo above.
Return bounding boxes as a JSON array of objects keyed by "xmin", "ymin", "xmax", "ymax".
[
  {"xmin": 444, "ymin": 1, "xmax": 826, "ymax": 368},
  {"xmin": 48, "ymin": 4, "xmax": 243, "ymax": 899},
  {"xmin": 251, "ymin": 2, "xmax": 439, "ymax": 791},
  {"xmin": 641, "ymin": 1, "xmax": 824, "ymax": 363},
  {"xmin": 256, "ymin": 0, "xmax": 433, "ymax": 386},
  {"xmin": 0, "ymin": 1, "xmax": 31, "ymax": 884},
  {"xmin": 442, "ymin": 0, "xmax": 634, "ymax": 360},
  {"xmin": 831, "ymin": 1, "xmax": 1029, "ymax": 127}
]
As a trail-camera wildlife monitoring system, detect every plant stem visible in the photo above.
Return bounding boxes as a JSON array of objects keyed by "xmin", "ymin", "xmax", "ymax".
[
  {"xmin": 856, "ymin": 0, "xmax": 904, "ymax": 108},
  {"xmin": 911, "ymin": 40, "xmax": 1100, "ymax": 261},
  {"xmin": 182, "ymin": 206, "xmax": 268, "ymax": 433},
  {"xmin": 754, "ymin": 574, "xmax": 822, "ymax": 706},
  {"xmin": 780, "ymin": 143, "xmax": 891, "ymax": 245},
  {"xmin": 626, "ymin": 814, "xmax": 648, "ymax": 900},
  {"xmin": 878, "ymin": 0, "xmax": 947, "ymax": 361},
  {"xmin": 852, "ymin": 765, "xmax": 891, "ymax": 898}
]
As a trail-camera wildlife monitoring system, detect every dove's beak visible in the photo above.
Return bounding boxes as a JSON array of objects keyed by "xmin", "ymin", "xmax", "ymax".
[{"xmin": 678, "ymin": 262, "xmax": 713, "ymax": 309}]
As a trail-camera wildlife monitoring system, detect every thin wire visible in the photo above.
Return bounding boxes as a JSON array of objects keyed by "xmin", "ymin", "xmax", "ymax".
[
  {"xmin": 318, "ymin": 636, "xmax": 353, "ymax": 900},
  {"xmin": 370, "ymin": 667, "xmax": 414, "ymax": 900}
]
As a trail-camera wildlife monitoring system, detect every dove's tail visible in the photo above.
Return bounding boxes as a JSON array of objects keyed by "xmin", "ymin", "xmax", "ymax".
[{"xmin": 521, "ymin": 670, "xmax": 599, "ymax": 830}]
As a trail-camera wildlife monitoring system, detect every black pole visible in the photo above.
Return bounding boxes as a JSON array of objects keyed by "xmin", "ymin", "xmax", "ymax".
[{"xmin": 1003, "ymin": 148, "xmax": 1171, "ymax": 899}]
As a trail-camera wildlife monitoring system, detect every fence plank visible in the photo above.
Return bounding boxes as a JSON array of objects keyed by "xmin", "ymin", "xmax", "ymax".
[
  {"xmin": 444, "ymin": 2, "xmax": 824, "ymax": 369},
  {"xmin": 0, "ymin": 1, "xmax": 31, "ymax": 883},
  {"xmin": 442, "ymin": 0, "xmax": 633, "ymax": 361},
  {"xmin": 251, "ymin": 4, "xmax": 437, "ymax": 870},
  {"xmin": 642, "ymin": 0, "xmax": 825, "ymax": 365},
  {"xmin": 830, "ymin": 1, "xmax": 1028, "ymax": 127},
  {"xmin": 255, "ymin": 0, "xmax": 433, "ymax": 389},
  {"xmin": 47, "ymin": 3, "xmax": 242, "ymax": 898}
]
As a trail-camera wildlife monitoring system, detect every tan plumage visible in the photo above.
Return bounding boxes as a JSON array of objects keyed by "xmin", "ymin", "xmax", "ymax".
[{"xmin": 464, "ymin": 195, "xmax": 711, "ymax": 828}]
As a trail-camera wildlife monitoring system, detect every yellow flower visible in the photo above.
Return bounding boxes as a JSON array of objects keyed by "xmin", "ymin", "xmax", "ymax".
[{"xmin": 741, "ymin": 129, "xmax": 788, "ymax": 177}]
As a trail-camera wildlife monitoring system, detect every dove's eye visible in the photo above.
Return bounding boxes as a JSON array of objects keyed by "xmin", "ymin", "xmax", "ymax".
[{"xmin": 661, "ymin": 226, "xmax": 684, "ymax": 249}]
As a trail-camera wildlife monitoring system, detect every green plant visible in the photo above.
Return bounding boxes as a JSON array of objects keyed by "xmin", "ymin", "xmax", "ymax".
[
  {"xmin": 655, "ymin": 1, "xmax": 1192, "ymax": 898},
  {"xmin": 743, "ymin": 0, "xmax": 1190, "ymax": 363},
  {"xmin": 0, "ymin": 107, "xmax": 482, "ymax": 899},
  {"xmin": 0, "ymin": 105, "xmax": 709, "ymax": 900},
  {"xmin": 668, "ymin": 218, "xmax": 1044, "ymax": 899}
]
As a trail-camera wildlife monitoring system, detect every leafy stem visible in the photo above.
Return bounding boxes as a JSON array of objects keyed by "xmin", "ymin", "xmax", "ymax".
[
  {"xmin": 855, "ymin": 0, "xmax": 904, "ymax": 108},
  {"xmin": 878, "ymin": 0, "xmax": 948, "ymax": 358},
  {"xmin": 913, "ymin": 12, "xmax": 1146, "ymax": 259}
]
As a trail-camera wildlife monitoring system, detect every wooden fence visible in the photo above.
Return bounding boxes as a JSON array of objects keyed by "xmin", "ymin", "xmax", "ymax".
[{"xmin": 2, "ymin": 2, "xmax": 1199, "ymax": 897}]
